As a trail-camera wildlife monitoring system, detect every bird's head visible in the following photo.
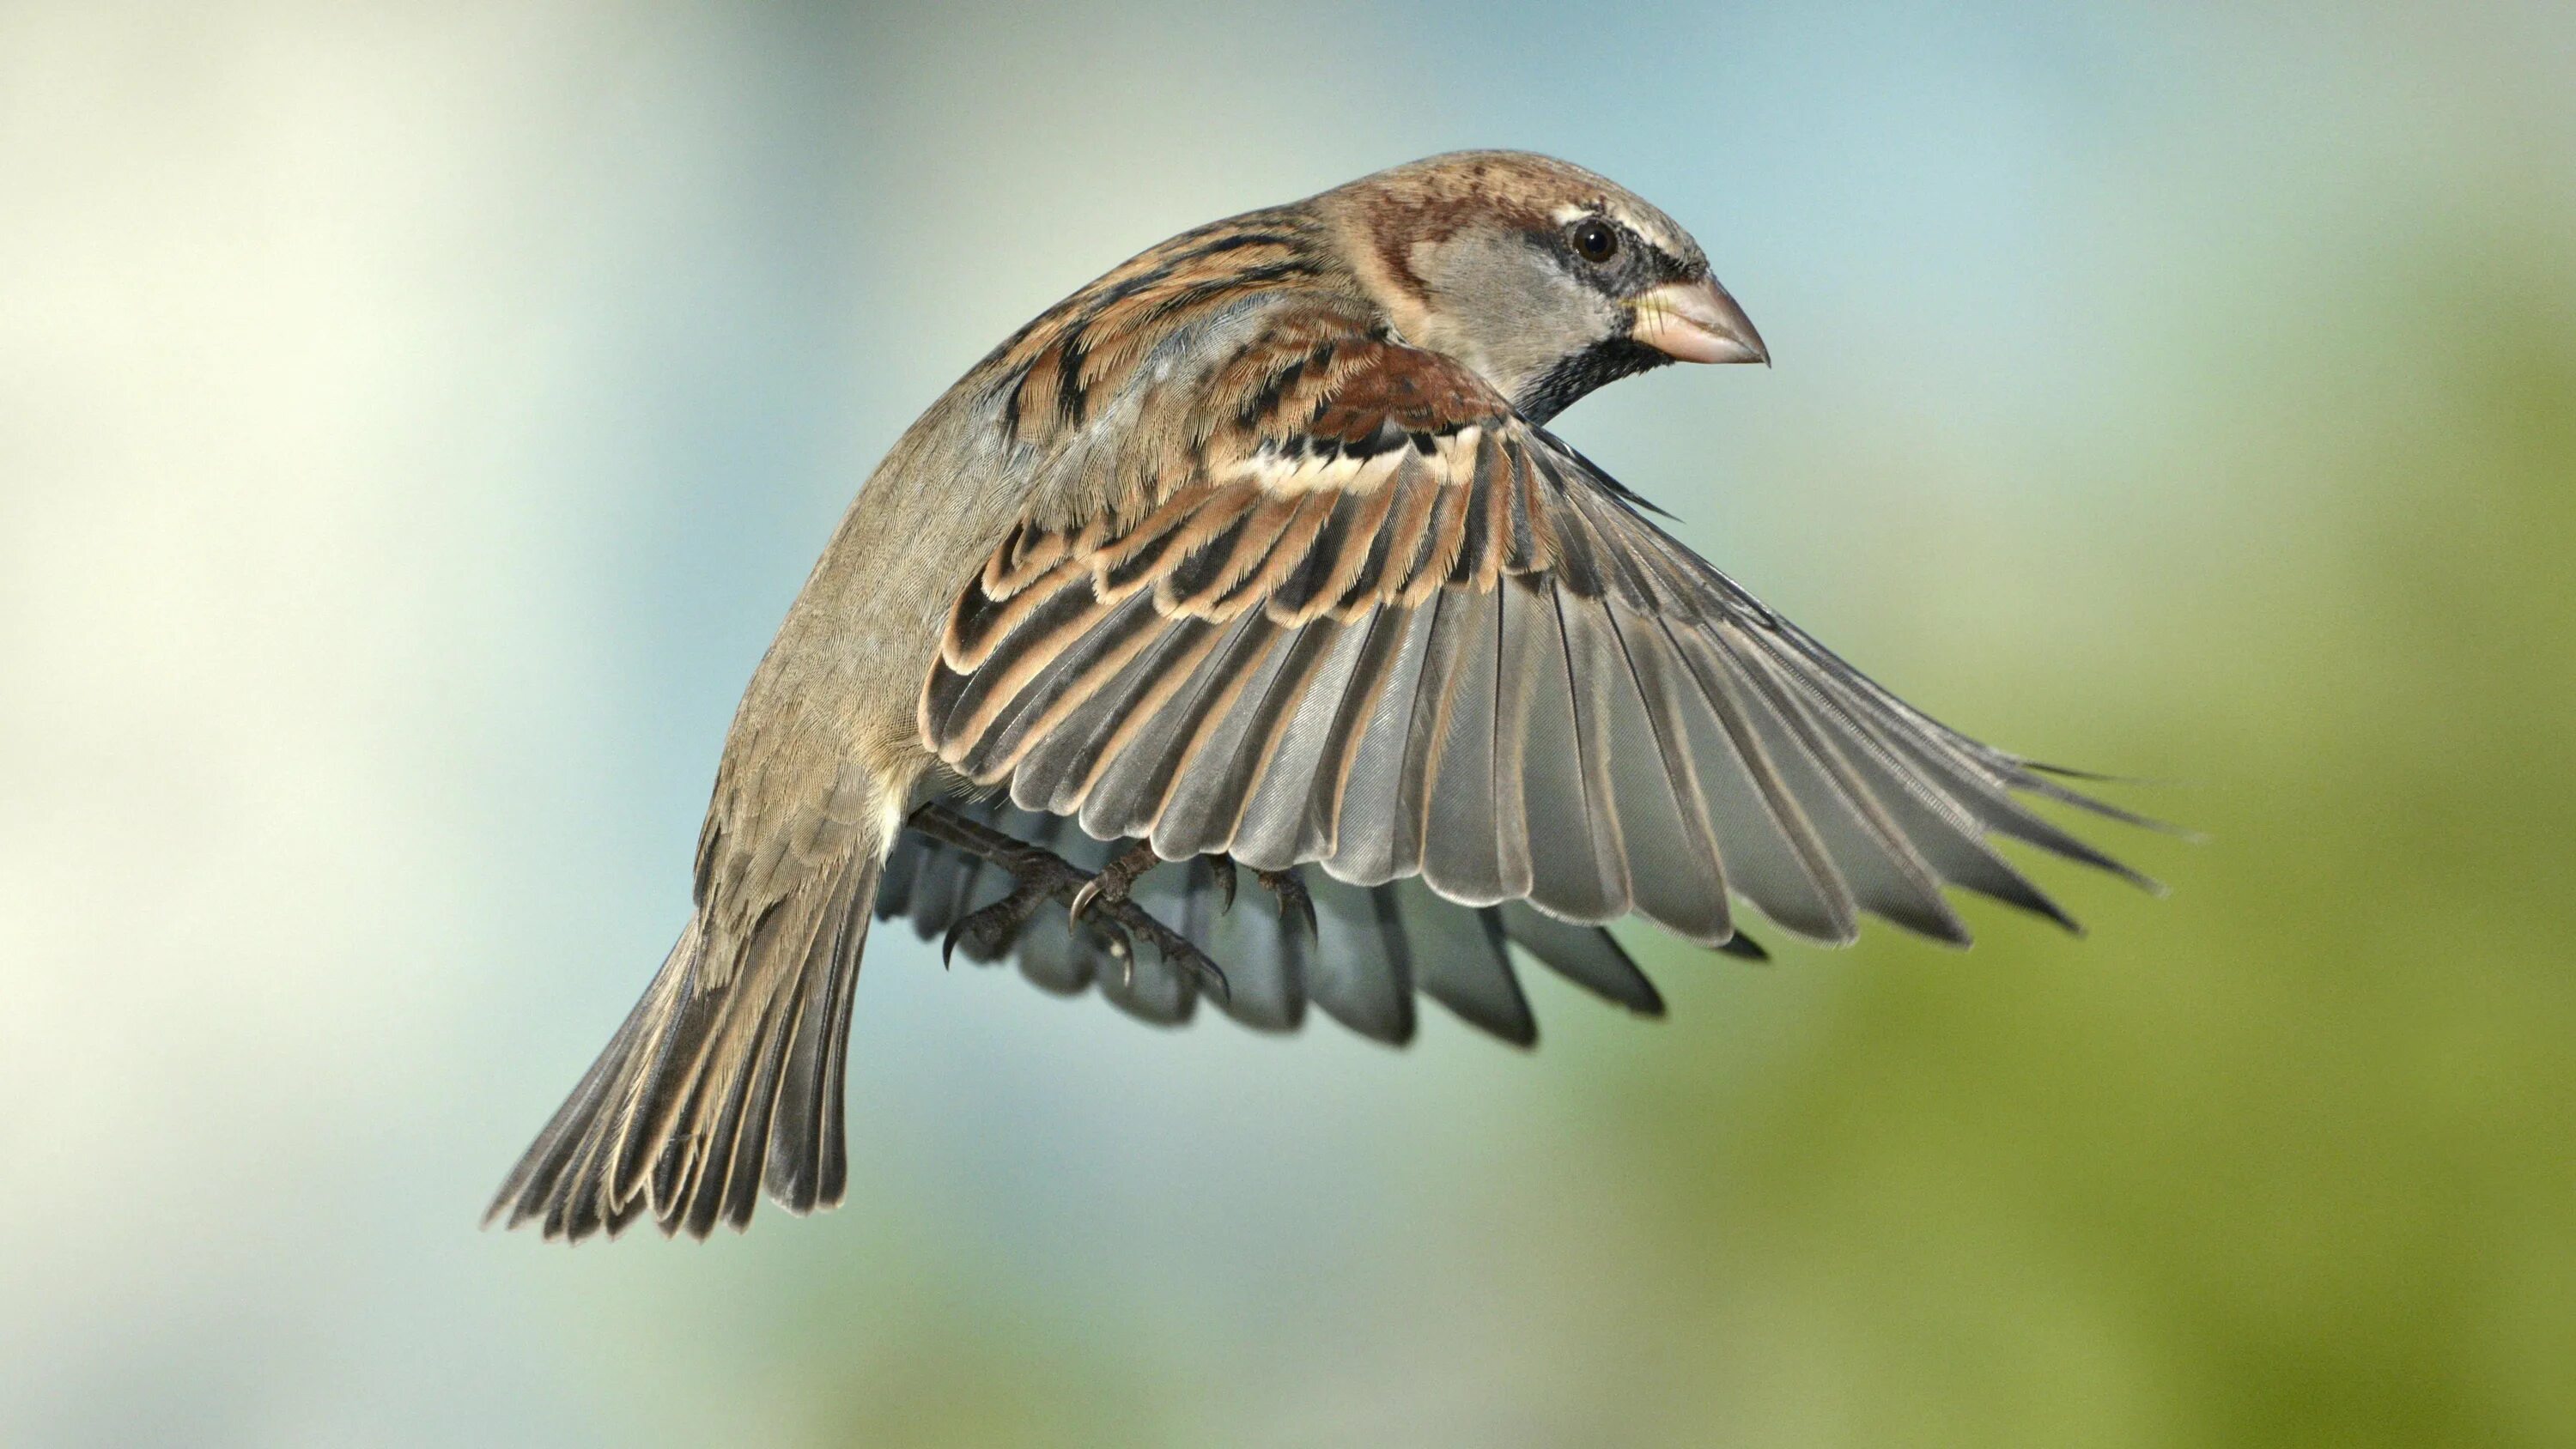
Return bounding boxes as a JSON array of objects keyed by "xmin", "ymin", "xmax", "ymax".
[{"xmin": 1318, "ymin": 150, "xmax": 1766, "ymax": 423}]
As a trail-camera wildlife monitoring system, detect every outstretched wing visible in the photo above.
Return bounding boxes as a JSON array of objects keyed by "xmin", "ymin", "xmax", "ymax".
[{"xmin": 922, "ymin": 328, "xmax": 2149, "ymax": 951}]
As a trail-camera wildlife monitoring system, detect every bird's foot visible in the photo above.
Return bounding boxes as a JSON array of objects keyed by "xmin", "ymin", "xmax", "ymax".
[
  {"xmin": 902, "ymin": 803, "xmax": 1229, "ymax": 1000},
  {"xmin": 1067, "ymin": 839, "xmax": 1162, "ymax": 923},
  {"xmin": 1252, "ymin": 865, "xmax": 1316, "ymax": 941},
  {"xmin": 939, "ymin": 842, "xmax": 1086, "ymax": 965},
  {"xmin": 1171, "ymin": 852, "xmax": 1309, "ymax": 937}
]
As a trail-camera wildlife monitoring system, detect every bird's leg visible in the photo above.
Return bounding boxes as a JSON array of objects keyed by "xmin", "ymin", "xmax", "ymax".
[{"xmin": 901, "ymin": 803, "xmax": 1228, "ymax": 1000}]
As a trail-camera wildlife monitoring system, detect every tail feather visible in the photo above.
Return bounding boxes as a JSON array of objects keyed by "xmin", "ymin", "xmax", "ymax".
[
  {"xmin": 768, "ymin": 883, "xmax": 866, "ymax": 1211},
  {"xmin": 483, "ymin": 920, "xmax": 696, "ymax": 1239},
  {"xmin": 487, "ymin": 856, "xmax": 879, "ymax": 1242}
]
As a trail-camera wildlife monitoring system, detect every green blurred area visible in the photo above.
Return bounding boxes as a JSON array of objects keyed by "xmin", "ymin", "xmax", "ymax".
[{"xmin": 3, "ymin": 3, "xmax": 2570, "ymax": 1446}]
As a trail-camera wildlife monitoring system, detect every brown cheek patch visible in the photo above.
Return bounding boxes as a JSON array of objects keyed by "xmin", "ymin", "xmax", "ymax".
[
  {"xmin": 1348, "ymin": 172, "xmax": 1561, "ymax": 313},
  {"xmin": 1357, "ymin": 194, "xmax": 1441, "ymax": 306}
]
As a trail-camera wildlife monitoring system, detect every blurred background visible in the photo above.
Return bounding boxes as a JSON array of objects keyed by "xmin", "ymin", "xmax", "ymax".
[{"xmin": 3, "ymin": 2, "xmax": 2571, "ymax": 1445}]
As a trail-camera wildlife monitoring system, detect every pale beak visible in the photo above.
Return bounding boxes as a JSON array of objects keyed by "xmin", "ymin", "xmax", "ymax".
[{"xmin": 1630, "ymin": 278, "xmax": 1769, "ymax": 366}]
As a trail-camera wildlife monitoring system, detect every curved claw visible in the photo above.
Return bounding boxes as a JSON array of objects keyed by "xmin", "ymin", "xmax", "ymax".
[
  {"xmin": 1071, "ymin": 840, "xmax": 1159, "ymax": 925},
  {"xmin": 1171, "ymin": 940, "xmax": 1230, "ymax": 1003},
  {"xmin": 1255, "ymin": 866, "xmax": 1315, "ymax": 943},
  {"xmin": 945, "ymin": 909, "xmax": 1003, "ymax": 966},
  {"xmin": 1206, "ymin": 855, "xmax": 1238, "ymax": 915},
  {"xmin": 940, "ymin": 871, "xmax": 1055, "ymax": 967}
]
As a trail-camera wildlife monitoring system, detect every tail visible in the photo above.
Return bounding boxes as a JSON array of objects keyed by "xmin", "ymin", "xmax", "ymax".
[{"xmin": 485, "ymin": 852, "xmax": 879, "ymax": 1241}]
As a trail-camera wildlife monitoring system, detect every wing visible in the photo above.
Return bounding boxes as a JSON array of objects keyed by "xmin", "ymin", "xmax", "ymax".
[{"xmin": 921, "ymin": 327, "xmax": 2151, "ymax": 951}]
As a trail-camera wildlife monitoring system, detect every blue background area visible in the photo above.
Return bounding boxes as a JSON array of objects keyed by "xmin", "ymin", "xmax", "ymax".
[{"xmin": 2, "ymin": 3, "xmax": 2570, "ymax": 1443}]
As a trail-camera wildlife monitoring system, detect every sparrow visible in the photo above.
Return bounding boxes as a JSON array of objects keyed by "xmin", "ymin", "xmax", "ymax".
[{"xmin": 489, "ymin": 151, "xmax": 2153, "ymax": 1242}]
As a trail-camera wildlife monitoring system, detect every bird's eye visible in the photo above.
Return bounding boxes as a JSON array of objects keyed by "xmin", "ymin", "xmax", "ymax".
[{"xmin": 1571, "ymin": 218, "xmax": 1619, "ymax": 264}]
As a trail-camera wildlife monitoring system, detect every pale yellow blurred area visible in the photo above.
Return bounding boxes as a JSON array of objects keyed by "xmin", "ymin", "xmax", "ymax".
[{"xmin": 1, "ymin": 3, "xmax": 2570, "ymax": 1446}]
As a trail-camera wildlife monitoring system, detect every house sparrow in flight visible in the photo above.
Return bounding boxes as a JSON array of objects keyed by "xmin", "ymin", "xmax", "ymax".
[{"xmin": 489, "ymin": 152, "xmax": 2151, "ymax": 1242}]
